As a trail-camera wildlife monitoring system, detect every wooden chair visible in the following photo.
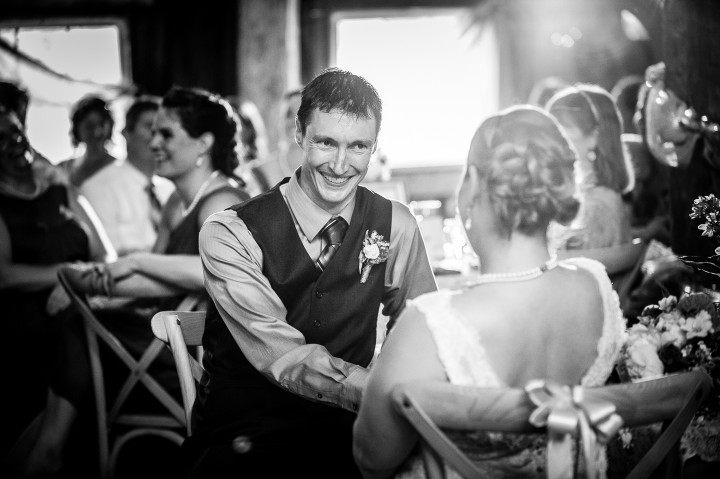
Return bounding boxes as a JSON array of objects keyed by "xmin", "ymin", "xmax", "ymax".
[
  {"xmin": 150, "ymin": 310, "xmax": 207, "ymax": 435},
  {"xmin": 392, "ymin": 370, "xmax": 712, "ymax": 479},
  {"xmin": 57, "ymin": 269, "xmax": 203, "ymax": 479}
]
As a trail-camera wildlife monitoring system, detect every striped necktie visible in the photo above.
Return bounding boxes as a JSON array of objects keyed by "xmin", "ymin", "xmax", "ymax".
[{"xmin": 315, "ymin": 216, "xmax": 349, "ymax": 272}]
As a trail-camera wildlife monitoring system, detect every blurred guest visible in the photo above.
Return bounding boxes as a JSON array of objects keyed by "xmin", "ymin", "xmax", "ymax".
[
  {"xmin": 60, "ymin": 95, "xmax": 117, "ymax": 187},
  {"xmin": 622, "ymin": 133, "xmax": 671, "ymax": 244},
  {"xmin": 635, "ymin": 61, "xmax": 720, "ymax": 260},
  {"xmin": 611, "ymin": 74, "xmax": 644, "ymax": 134},
  {"xmin": 239, "ymin": 88, "xmax": 304, "ymax": 190},
  {"xmin": 0, "ymin": 79, "xmax": 66, "ymax": 184},
  {"xmin": 234, "ymin": 99, "xmax": 272, "ymax": 196},
  {"xmin": 353, "ymin": 105, "xmax": 625, "ymax": 478},
  {"xmin": 547, "ymin": 83, "xmax": 635, "ymax": 250},
  {"xmin": 276, "ymin": 87, "xmax": 303, "ymax": 175},
  {"xmin": 8, "ymin": 86, "xmax": 250, "ymax": 477},
  {"xmin": 527, "ymin": 75, "xmax": 569, "ymax": 107},
  {"xmin": 80, "ymin": 96, "xmax": 175, "ymax": 255},
  {"xmin": 0, "ymin": 105, "xmax": 114, "ymax": 458}
]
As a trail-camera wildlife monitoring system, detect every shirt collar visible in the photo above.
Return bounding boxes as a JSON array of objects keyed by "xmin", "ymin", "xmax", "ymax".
[{"xmin": 285, "ymin": 169, "xmax": 355, "ymax": 241}]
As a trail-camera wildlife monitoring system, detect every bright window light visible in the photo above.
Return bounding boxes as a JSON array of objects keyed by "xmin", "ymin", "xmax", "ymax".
[
  {"xmin": 333, "ymin": 10, "xmax": 499, "ymax": 169},
  {"xmin": 0, "ymin": 24, "xmax": 126, "ymax": 163}
]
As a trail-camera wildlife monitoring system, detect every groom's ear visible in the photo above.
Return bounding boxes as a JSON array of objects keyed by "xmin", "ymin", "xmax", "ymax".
[{"xmin": 294, "ymin": 117, "xmax": 303, "ymax": 148}]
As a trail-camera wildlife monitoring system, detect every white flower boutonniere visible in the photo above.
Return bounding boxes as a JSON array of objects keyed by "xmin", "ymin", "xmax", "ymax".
[{"xmin": 358, "ymin": 229, "xmax": 390, "ymax": 283}]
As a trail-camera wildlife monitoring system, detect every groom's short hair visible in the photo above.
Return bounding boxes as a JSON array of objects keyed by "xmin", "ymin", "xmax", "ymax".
[{"xmin": 296, "ymin": 67, "xmax": 382, "ymax": 136}]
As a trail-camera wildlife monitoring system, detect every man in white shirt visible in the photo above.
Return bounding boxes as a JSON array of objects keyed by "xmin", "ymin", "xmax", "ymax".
[{"xmin": 80, "ymin": 96, "xmax": 174, "ymax": 255}]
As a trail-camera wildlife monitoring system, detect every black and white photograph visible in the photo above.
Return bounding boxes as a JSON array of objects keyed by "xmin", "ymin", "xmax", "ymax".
[{"xmin": 1, "ymin": 1, "xmax": 719, "ymax": 478}]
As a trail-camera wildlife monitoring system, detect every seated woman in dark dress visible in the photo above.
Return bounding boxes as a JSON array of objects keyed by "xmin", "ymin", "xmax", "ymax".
[
  {"xmin": 8, "ymin": 86, "xmax": 250, "ymax": 477},
  {"xmin": 0, "ymin": 105, "xmax": 114, "ymax": 457}
]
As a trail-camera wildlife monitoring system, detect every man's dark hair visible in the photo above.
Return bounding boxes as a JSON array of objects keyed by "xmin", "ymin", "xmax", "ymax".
[
  {"xmin": 124, "ymin": 95, "xmax": 160, "ymax": 133},
  {"xmin": 296, "ymin": 68, "xmax": 382, "ymax": 136}
]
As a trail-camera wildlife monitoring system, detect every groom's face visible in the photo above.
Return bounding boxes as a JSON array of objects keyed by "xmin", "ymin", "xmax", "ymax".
[{"xmin": 296, "ymin": 108, "xmax": 377, "ymax": 214}]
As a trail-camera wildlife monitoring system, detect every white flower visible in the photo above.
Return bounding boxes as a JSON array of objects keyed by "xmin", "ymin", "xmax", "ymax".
[
  {"xmin": 683, "ymin": 310, "xmax": 714, "ymax": 339},
  {"xmin": 362, "ymin": 244, "xmax": 380, "ymax": 260},
  {"xmin": 656, "ymin": 310, "xmax": 685, "ymax": 330},
  {"xmin": 660, "ymin": 323, "xmax": 687, "ymax": 348},
  {"xmin": 658, "ymin": 295, "xmax": 678, "ymax": 312},
  {"xmin": 627, "ymin": 323, "xmax": 662, "ymax": 349},
  {"xmin": 626, "ymin": 338, "xmax": 665, "ymax": 380}
]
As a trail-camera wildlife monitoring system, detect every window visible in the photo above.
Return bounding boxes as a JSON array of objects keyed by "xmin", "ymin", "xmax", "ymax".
[
  {"xmin": 332, "ymin": 9, "xmax": 499, "ymax": 169},
  {"xmin": 0, "ymin": 21, "xmax": 129, "ymax": 163}
]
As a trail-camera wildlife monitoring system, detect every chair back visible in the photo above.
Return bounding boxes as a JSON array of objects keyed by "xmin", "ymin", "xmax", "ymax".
[
  {"xmin": 58, "ymin": 269, "xmax": 202, "ymax": 479},
  {"xmin": 392, "ymin": 370, "xmax": 712, "ymax": 479},
  {"xmin": 150, "ymin": 310, "xmax": 207, "ymax": 435}
]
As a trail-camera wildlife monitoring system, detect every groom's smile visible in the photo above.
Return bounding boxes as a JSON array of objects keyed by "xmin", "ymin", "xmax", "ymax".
[{"xmin": 297, "ymin": 108, "xmax": 377, "ymax": 214}]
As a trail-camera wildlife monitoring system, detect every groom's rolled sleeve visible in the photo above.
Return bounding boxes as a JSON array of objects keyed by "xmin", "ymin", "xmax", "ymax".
[{"xmin": 199, "ymin": 211, "xmax": 367, "ymax": 412}]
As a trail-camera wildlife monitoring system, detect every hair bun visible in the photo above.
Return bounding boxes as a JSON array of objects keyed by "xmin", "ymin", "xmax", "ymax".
[{"xmin": 481, "ymin": 121, "xmax": 580, "ymax": 236}]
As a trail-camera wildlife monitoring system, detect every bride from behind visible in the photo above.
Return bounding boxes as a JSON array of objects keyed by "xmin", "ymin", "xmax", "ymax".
[{"xmin": 353, "ymin": 105, "xmax": 626, "ymax": 478}]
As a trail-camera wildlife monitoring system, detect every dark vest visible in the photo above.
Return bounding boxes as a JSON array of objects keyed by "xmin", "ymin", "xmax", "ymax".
[{"xmin": 193, "ymin": 180, "xmax": 392, "ymax": 438}]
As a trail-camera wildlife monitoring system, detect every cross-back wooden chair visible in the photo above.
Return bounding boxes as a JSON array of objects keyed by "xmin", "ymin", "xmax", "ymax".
[
  {"xmin": 150, "ymin": 310, "xmax": 207, "ymax": 436},
  {"xmin": 58, "ymin": 269, "xmax": 204, "ymax": 479},
  {"xmin": 393, "ymin": 370, "xmax": 712, "ymax": 479}
]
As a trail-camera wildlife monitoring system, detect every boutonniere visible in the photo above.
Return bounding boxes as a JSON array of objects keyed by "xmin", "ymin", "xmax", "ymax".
[{"xmin": 358, "ymin": 230, "xmax": 390, "ymax": 283}]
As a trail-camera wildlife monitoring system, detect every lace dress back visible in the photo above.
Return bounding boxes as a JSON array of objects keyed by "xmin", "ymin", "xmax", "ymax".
[{"xmin": 395, "ymin": 258, "xmax": 627, "ymax": 479}]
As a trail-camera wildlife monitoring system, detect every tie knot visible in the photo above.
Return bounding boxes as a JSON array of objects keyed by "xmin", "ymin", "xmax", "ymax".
[{"xmin": 321, "ymin": 216, "xmax": 348, "ymax": 245}]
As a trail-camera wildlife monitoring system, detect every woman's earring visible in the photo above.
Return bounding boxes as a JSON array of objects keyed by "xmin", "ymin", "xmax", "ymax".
[
  {"xmin": 587, "ymin": 149, "xmax": 597, "ymax": 162},
  {"xmin": 195, "ymin": 155, "xmax": 205, "ymax": 167},
  {"xmin": 464, "ymin": 208, "xmax": 472, "ymax": 231}
]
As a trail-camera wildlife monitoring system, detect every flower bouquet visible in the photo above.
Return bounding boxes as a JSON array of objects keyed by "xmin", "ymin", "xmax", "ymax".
[
  {"xmin": 618, "ymin": 291, "xmax": 720, "ymax": 463},
  {"xmin": 615, "ymin": 192, "xmax": 720, "ymax": 464},
  {"xmin": 619, "ymin": 293, "xmax": 719, "ymax": 407}
]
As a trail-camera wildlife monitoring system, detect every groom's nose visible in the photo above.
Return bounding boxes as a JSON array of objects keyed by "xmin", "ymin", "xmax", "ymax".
[{"xmin": 329, "ymin": 146, "xmax": 349, "ymax": 174}]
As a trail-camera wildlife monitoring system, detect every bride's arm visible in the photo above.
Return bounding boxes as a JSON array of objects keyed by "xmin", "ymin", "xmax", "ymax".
[{"xmin": 353, "ymin": 305, "xmax": 447, "ymax": 479}]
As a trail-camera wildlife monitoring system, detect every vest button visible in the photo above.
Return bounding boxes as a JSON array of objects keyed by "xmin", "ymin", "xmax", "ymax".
[
  {"xmin": 315, "ymin": 290, "xmax": 324, "ymax": 299},
  {"xmin": 316, "ymin": 393, "xmax": 323, "ymax": 399},
  {"xmin": 313, "ymin": 319, "xmax": 321, "ymax": 328}
]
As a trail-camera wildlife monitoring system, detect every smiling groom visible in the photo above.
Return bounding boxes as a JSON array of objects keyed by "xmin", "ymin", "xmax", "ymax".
[{"xmin": 183, "ymin": 68, "xmax": 437, "ymax": 478}]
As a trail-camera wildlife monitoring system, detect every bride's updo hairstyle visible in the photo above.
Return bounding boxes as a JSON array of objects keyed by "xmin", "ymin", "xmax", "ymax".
[{"xmin": 467, "ymin": 105, "xmax": 580, "ymax": 238}]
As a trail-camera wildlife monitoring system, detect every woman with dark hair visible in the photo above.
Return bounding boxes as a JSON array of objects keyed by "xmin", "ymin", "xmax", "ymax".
[
  {"xmin": 546, "ymin": 84, "xmax": 635, "ymax": 250},
  {"xmin": 8, "ymin": 86, "xmax": 250, "ymax": 477},
  {"xmin": 353, "ymin": 105, "xmax": 625, "ymax": 478},
  {"xmin": 61, "ymin": 95, "xmax": 118, "ymax": 187}
]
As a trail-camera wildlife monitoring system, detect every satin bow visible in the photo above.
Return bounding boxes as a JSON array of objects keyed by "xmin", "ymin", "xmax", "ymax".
[{"xmin": 525, "ymin": 380, "xmax": 624, "ymax": 479}]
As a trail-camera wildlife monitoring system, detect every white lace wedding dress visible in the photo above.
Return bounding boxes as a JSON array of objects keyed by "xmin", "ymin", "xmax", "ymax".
[{"xmin": 395, "ymin": 257, "xmax": 627, "ymax": 479}]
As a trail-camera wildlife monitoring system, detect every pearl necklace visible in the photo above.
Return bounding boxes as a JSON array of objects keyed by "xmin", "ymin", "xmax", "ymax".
[
  {"xmin": 181, "ymin": 170, "xmax": 220, "ymax": 217},
  {"xmin": 465, "ymin": 256, "xmax": 559, "ymax": 287}
]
